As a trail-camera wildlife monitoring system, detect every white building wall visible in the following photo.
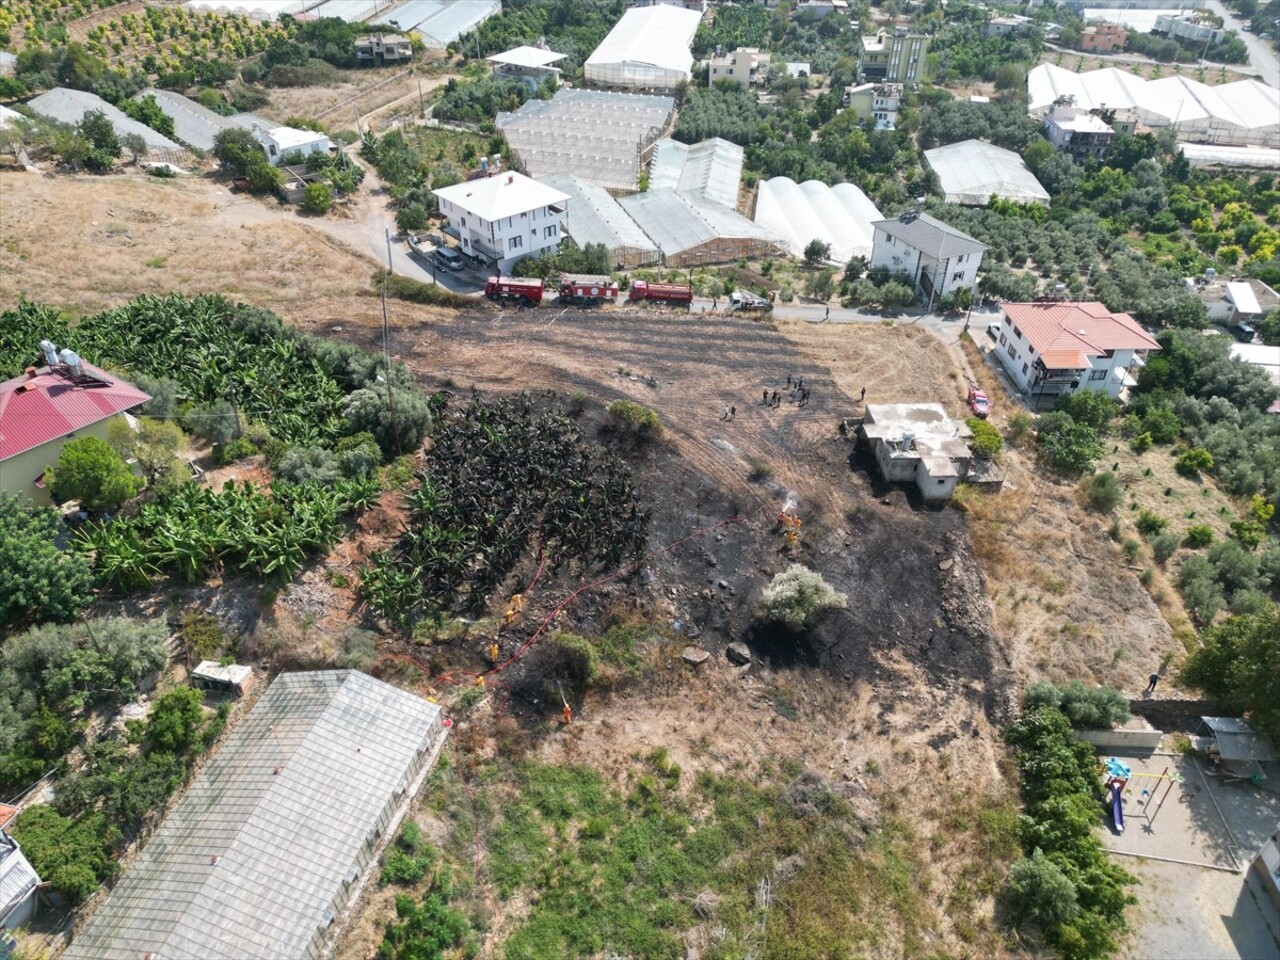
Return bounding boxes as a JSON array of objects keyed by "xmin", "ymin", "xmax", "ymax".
[
  {"xmin": 438, "ymin": 198, "xmax": 564, "ymax": 273},
  {"xmin": 990, "ymin": 314, "xmax": 1137, "ymax": 398},
  {"xmin": 870, "ymin": 228, "xmax": 982, "ymax": 306}
]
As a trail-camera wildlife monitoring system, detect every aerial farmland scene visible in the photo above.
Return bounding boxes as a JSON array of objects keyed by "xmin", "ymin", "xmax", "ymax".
[{"xmin": 1, "ymin": 1, "xmax": 1280, "ymax": 958}]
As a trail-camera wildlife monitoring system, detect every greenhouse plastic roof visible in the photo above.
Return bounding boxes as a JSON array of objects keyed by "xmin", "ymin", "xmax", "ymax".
[
  {"xmin": 135, "ymin": 88, "xmax": 240, "ymax": 152},
  {"xmin": 924, "ymin": 139, "xmax": 1050, "ymax": 206},
  {"xmin": 585, "ymin": 5, "xmax": 702, "ymax": 79},
  {"xmin": 649, "ymin": 138, "xmax": 743, "ymax": 209},
  {"xmin": 497, "ymin": 88, "xmax": 674, "ymax": 193},
  {"xmin": 538, "ymin": 173, "xmax": 659, "ymax": 259},
  {"xmin": 63, "ymin": 671, "xmax": 444, "ymax": 960},
  {"xmin": 183, "ymin": 0, "xmax": 310, "ymax": 18},
  {"xmin": 1179, "ymin": 143, "xmax": 1280, "ymax": 169},
  {"xmin": 0, "ymin": 105, "xmax": 21, "ymax": 129},
  {"xmin": 1028, "ymin": 65, "xmax": 1280, "ymax": 145},
  {"xmin": 309, "ymin": 0, "xmax": 386, "ymax": 22},
  {"xmin": 374, "ymin": 0, "xmax": 499, "ymax": 44},
  {"xmin": 618, "ymin": 188, "xmax": 770, "ymax": 258},
  {"xmin": 0, "ymin": 834, "xmax": 39, "ymax": 924},
  {"xmin": 754, "ymin": 177, "xmax": 883, "ymax": 262},
  {"xmin": 488, "ymin": 46, "xmax": 567, "ymax": 68},
  {"xmin": 26, "ymin": 88, "xmax": 185, "ymax": 157}
]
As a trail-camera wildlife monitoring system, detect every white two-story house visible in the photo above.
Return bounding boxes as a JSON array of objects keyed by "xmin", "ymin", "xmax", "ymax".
[
  {"xmin": 992, "ymin": 301, "xmax": 1161, "ymax": 408},
  {"xmin": 869, "ymin": 212, "xmax": 986, "ymax": 310},
  {"xmin": 433, "ymin": 172, "xmax": 569, "ymax": 274}
]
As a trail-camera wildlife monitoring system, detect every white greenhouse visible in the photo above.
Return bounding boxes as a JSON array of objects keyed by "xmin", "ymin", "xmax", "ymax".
[
  {"xmin": 754, "ymin": 177, "xmax": 884, "ymax": 263},
  {"xmin": 585, "ymin": 4, "xmax": 703, "ymax": 90},
  {"xmin": 924, "ymin": 140, "xmax": 1050, "ymax": 206},
  {"xmin": 649, "ymin": 137, "xmax": 744, "ymax": 210},
  {"xmin": 538, "ymin": 173, "xmax": 661, "ymax": 269},
  {"xmin": 1028, "ymin": 64, "xmax": 1280, "ymax": 149},
  {"xmin": 497, "ymin": 88, "xmax": 674, "ymax": 194},
  {"xmin": 618, "ymin": 188, "xmax": 781, "ymax": 267}
]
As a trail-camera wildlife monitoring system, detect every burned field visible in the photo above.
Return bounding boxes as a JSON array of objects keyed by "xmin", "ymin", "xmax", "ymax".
[{"xmin": 320, "ymin": 304, "xmax": 1013, "ymax": 725}]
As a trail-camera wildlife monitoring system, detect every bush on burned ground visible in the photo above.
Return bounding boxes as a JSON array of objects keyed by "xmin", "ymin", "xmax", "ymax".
[
  {"xmin": 758, "ymin": 564, "xmax": 848, "ymax": 631},
  {"xmin": 1084, "ymin": 471, "xmax": 1122, "ymax": 512},
  {"xmin": 606, "ymin": 400, "xmax": 662, "ymax": 440}
]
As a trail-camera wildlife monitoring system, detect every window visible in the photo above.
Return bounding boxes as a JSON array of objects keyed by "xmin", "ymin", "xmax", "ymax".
[
  {"xmin": 509, "ymin": 235, "xmax": 523, "ymax": 250},
  {"xmin": 999, "ymin": 333, "xmax": 1007, "ymax": 346},
  {"xmin": 521, "ymin": 211, "xmax": 527, "ymax": 219},
  {"xmin": 1022, "ymin": 362, "xmax": 1029, "ymax": 375},
  {"xmin": 1013, "ymin": 326, "xmax": 1022, "ymax": 340},
  {"xmin": 952, "ymin": 271, "xmax": 964, "ymax": 282},
  {"xmin": 1089, "ymin": 369, "xmax": 1107, "ymax": 381},
  {"xmin": 1007, "ymin": 344, "xmax": 1017, "ymax": 359},
  {"xmin": 545, "ymin": 225, "xmax": 557, "ymax": 238}
]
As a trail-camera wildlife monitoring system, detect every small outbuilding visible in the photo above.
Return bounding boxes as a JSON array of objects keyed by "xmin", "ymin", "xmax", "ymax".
[
  {"xmin": 0, "ymin": 824, "xmax": 41, "ymax": 931},
  {"xmin": 859, "ymin": 403, "xmax": 976, "ymax": 502},
  {"xmin": 191, "ymin": 660, "xmax": 254, "ymax": 696},
  {"xmin": 488, "ymin": 46, "xmax": 566, "ymax": 89}
]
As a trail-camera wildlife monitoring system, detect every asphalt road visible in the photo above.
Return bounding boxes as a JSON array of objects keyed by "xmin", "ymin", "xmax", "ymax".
[{"xmin": 1204, "ymin": 0, "xmax": 1280, "ymax": 87}]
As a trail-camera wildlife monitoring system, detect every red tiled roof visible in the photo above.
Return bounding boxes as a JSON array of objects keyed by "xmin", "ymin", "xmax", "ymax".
[
  {"xmin": 0, "ymin": 804, "xmax": 17, "ymax": 831},
  {"xmin": 1002, "ymin": 301, "xmax": 1160, "ymax": 370},
  {"xmin": 0, "ymin": 362, "xmax": 151, "ymax": 462}
]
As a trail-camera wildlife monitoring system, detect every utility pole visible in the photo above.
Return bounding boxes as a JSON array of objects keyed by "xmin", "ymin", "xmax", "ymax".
[
  {"xmin": 380, "ymin": 264, "xmax": 401, "ymax": 455},
  {"xmin": 385, "ymin": 226, "xmax": 393, "ymax": 275},
  {"xmin": 417, "ymin": 77, "xmax": 425, "ymax": 117}
]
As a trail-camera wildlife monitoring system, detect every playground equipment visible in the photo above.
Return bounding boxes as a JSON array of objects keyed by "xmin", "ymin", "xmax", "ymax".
[{"xmin": 1104, "ymin": 757, "xmax": 1131, "ymax": 833}]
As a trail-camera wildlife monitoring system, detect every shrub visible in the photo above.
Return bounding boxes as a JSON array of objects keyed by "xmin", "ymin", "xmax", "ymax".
[
  {"xmin": 1183, "ymin": 525, "xmax": 1214, "ymax": 548},
  {"xmin": 606, "ymin": 400, "xmax": 662, "ymax": 439},
  {"xmin": 303, "ymin": 181, "xmax": 333, "ymax": 215},
  {"xmin": 49, "ymin": 436, "xmax": 141, "ymax": 511},
  {"xmin": 966, "ymin": 418, "xmax": 1003, "ymax": 459},
  {"xmin": 345, "ymin": 384, "xmax": 434, "ymax": 458},
  {"xmin": 1122, "ymin": 538, "xmax": 1140, "ymax": 562},
  {"xmin": 1152, "ymin": 531, "xmax": 1181, "ymax": 565},
  {"xmin": 10, "ymin": 806, "xmax": 117, "ymax": 904},
  {"xmin": 1085, "ymin": 472, "xmax": 1122, "ymax": 513},
  {"xmin": 146, "ymin": 686, "xmax": 205, "ymax": 755},
  {"xmin": 1175, "ymin": 447, "xmax": 1214, "ymax": 477},
  {"xmin": 1037, "ymin": 415, "xmax": 1104, "ymax": 475},
  {"xmin": 217, "ymin": 436, "xmax": 257, "ymax": 464},
  {"xmin": 182, "ymin": 400, "xmax": 239, "ymax": 445},
  {"xmin": 1141, "ymin": 406, "xmax": 1181, "ymax": 444},
  {"xmin": 803, "ymin": 238, "xmax": 832, "ymax": 264},
  {"xmin": 1007, "ymin": 849, "xmax": 1080, "ymax": 930},
  {"xmin": 1135, "ymin": 510, "xmax": 1168, "ymax": 536},
  {"xmin": 395, "ymin": 202, "xmax": 429, "ymax": 234},
  {"xmin": 1055, "ymin": 391, "xmax": 1119, "ymax": 431},
  {"xmin": 0, "ymin": 495, "xmax": 94, "ymax": 629},
  {"xmin": 1207, "ymin": 539, "xmax": 1260, "ymax": 594},
  {"xmin": 382, "ymin": 272, "xmax": 468, "ymax": 308},
  {"xmin": 1229, "ymin": 518, "xmax": 1266, "ymax": 549},
  {"xmin": 1229, "ymin": 588, "xmax": 1270, "ymax": 616},
  {"xmin": 1007, "ymin": 413, "xmax": 1035, "ymax": 444},
  {"xmin": 759, "ymin": 564, "xmax": 848, "ymax": 630},
  {"xmin": 1023, "ymin": 680, "xmax": 1130, "ymax": 729},
  {"xmin": 1130, "ymin": 431, "xmax": 1153, "ymax": 453},
  {"xmin": 277, "ymin": 446, "xmax": 341, "ymax": 485},
  {"xmin": 1181, "ymin": 605, "xmax": 1280, "ymax": 745}
]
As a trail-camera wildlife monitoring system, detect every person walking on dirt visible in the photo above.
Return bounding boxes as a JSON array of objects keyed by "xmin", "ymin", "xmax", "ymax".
[
  {"xmin": 720, "ymin": 405, "xmax": 730, "ymax": 421},
  {"xmin": 763, "ymin": 390, "xmax": 769, "ymax": 405},
  {"xmin": 712, "ymin": 296, "xmax": 718, "ymax": 310},
  {"xmin": 771, "ymin": 390, "xmax": 780, "ymax": 406},
  {"xmin": 729, "ymin": 405, "xmax": 736, "ymax": 421},
  {"xmin": 787, "ymin": 374, "xmax": 793, "ymax": 388},
  {"xmin": 824, "ymin": 306, "xmax": 830, "ymax": 321},
  {"xmin": 860, "ymin": 386, "xmax": 867, "ymax": 402},
  {"xmin": 1144, "ymin": 672, "xmax": 1160, "ymax": 694}
]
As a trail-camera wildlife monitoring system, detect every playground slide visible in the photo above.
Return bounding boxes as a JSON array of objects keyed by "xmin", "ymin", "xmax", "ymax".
[{"xmin": 1109, "ymin": 782, "xmax": 1124, "ymax": 833}]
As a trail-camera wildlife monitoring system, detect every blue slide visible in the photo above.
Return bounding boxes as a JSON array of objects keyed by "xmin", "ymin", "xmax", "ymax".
[{"xmin": 1109, "ymin": 781, "xmax": 1125, "ymax": 833}]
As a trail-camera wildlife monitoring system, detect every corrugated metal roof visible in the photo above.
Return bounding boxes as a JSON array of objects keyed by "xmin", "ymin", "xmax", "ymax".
[
  {"xmin": 63, "ymin": 671, "xmax": 445, "ymax": 960},
  {"xmin": 412, "ymin": 0, "xmax": 499, "ymax": 45},
  {"xmin": 0, "ymin": 362, "xmax": 151, "ymax": 463},
  {"xmin": 25, "ymin": 88, "xmax": 185, "ymax": 158},
  {"xmin": 373, "ymin": 0, "xmax": 444, "ymax": 29},
  {"xmin": 0, "ymin": 833, "xmax": 39, "ymax": 925}
]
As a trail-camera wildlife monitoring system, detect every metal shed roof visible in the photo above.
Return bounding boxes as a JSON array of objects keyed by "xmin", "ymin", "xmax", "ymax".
[
  {"xmin": 1200, "ymin": 716, "xmax": 1278, "ymax": 762},
  {"xmin": 63, "ymin": 671, "xmax": 445, "ymax": 960}
]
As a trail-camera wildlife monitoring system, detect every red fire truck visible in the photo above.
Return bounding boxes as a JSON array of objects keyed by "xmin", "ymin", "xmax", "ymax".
[
  {"xmin": 558, "ymin": 274, "xmax": 620, "ymax": 304},
  {"xmin": 485, "ymin": 276, "xmax": 544, "ymax": 305},
  {"xmin": 628, "ymin": 280, "xmax": 694, "ymax": 305}
]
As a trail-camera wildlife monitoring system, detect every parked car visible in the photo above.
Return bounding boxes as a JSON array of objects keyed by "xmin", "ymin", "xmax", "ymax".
[
  {"xmin": 967, "ymin": 385, "xmax": 991, "ymax": 418},
  {"xmin": 1232, "ymin": 323, "xmax": 1257, "ymax": 343},
  {"xmin": 434, "ymin": 247, "xmax": 464, "ymax": 271},
  {"xmin": 985, "ymin": 322, "xmax": 1001, "ymax": 342}
]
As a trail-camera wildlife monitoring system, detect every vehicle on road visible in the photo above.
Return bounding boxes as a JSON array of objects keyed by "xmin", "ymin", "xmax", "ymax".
[
  {"xmin": 486, "ymin": 276, "xmax": 543, "ymax": 305},
  {"xmin": 1232, "ymin": 323, "xmax": 1257, "ymax": 343},
  {"xmin": 967, "ymin": 384, "xmax": 991, "ymax": 418},
  {"xmin": 986, "ymin": 322, "xmax": 1001, "ymax": 342},
  {"xmin": 730, "ymin": 289, "xmax": 772, "ymax": 311},
  {"xmin": 629, "ymin": 280, "xmax": 693, "ymax": 305},
  {"xmin": 559, "ymin": 274, "xmax": 619, "ymax": 304},
  {"xmin": 434, "ymin": 247, "xmax": 464, "ymax": 271}
]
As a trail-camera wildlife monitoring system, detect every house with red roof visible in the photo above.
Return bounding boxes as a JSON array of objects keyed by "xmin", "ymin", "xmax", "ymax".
[
  {"xmin": 990, "ymin": 301, "xmax": 1160, "ymax": 408},
  {"xmin": 0, "ymin": 347, "xmax": 150, "ymax": 507}
]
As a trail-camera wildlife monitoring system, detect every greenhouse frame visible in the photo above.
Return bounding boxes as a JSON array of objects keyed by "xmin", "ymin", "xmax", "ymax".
[
  {"xmin": 538, "ymin": 173, "xmax": 661, "ymax": 269},
  {"xmin": 584, "ymin": 4, "xmax": 703, "ymax": 90},
  {"xmin": 27, "ymin": 87, "xmax": 187, "ymax": 163},
  {"xmin": 497, "ymin": 89, "xmax": 675, "ymax": 194},
  {"xmin": 619, "ymin": 188, "xmax": 782, "ymax": 267},
  {"xmin": 754, "ymin": 177, "xmax": 884, "ymax": 263},
  {"xmin": 924, "ymin": 140, "xmax": 1051, "ymax": 206},
  {"xmin": 134, "ymin": 88, "xmax": 241, "ymax": 152},
  {"xmin": 63, "ymin": 671, "xmax": 446, "ymax": 960},
  {"xmin": 649, "ymin": 137, "xmax": 744, "ymax": 210}
]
